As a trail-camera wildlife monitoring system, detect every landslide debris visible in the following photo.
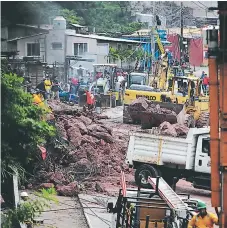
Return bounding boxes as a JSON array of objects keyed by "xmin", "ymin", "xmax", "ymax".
[{"xmin": 31, "ymin": 101, "xmax": 131, "ymax": 196}]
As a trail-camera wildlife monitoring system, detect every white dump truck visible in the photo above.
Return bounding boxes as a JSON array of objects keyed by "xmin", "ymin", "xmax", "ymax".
[{"xmin": 126, "ymin": 128, "xmax": 211, "ymax": 190}]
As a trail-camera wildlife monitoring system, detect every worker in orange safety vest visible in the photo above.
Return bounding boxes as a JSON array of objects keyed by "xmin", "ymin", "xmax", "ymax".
[{"xmin": 85, "ymin": 89, "xmax": 95, "ymax": 110}]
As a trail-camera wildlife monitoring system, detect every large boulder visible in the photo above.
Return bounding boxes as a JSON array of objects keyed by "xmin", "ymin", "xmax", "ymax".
[
  {"xmin": 89, "ymin": 131, "xmax": 114, "ymax": 143},
  {"xmin": 39, "ymin": 183, "xmax": 54, "ymax": 189},
  {"xmin": 67, "ymin": 126, "xmax": 82, "ymax": 147},
  {"xmin": 64, "ymin": 119, "xmax": 88, "ymax": 135},
  {"xmin": 50, "ymin": 172, "xmax": 66, "ymax": 185},
  {"xmin": 56, "ymin": 181, "xmax": 79, "ymax": 196},
  {"xmin": 77, "ymin": 116, "xmax": 92, "ymax": 126}
]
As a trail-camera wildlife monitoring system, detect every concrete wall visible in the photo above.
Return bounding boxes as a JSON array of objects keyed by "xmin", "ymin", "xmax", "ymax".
[
  {"xmin": 16, "ymin": 34, "xmax": 46, "ymax": 60},
  {"xmin": 66, "ymin": 35, "xmax": 97, "ymax": 71},
  {"xmin": 46, "ymin": 30, "xmax": 65, "ymax": 64}
]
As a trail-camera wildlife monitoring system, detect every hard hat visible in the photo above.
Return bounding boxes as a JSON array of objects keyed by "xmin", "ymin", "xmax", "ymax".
[
  {"xmin": 197, "ymin": 200, "xmax": 206, "ymax": 210},
  {"xmin": 20, "ymin": 192, "xmax": 28, "ymax": 197}
]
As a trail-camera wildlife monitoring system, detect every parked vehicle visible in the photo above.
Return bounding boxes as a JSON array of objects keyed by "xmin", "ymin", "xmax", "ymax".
[{"xmin": 126, "ymin": 127, "xmax": 211, "ymax": 190}]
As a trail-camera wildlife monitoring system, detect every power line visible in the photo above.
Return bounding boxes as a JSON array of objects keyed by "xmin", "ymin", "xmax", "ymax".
[{"xmin": 197, "ymin": 1, "xmax": 209, "ymax": 9}]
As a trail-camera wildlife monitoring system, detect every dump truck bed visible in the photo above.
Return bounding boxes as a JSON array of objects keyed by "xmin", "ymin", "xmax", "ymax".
[{"xmin": 126, "ymin": 128, "xmax": 210, "ymax": 170}]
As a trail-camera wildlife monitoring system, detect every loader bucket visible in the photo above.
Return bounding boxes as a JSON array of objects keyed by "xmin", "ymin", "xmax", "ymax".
[{"xmin": 152, "ymin": 101, "xmax": 184, "ymax": 115}]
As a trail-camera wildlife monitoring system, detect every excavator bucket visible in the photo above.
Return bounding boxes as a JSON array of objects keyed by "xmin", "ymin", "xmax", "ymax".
[{"xmin": 129, "ymin": 101, "xmax": 184, "ymax": 129}]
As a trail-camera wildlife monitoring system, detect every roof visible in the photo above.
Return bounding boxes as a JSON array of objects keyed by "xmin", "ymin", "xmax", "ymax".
[
  {"xmin": 124, "ymin": 28, "xmax": 203, "ymax": 38},
  {"xmin": 53, "ymin": 16, "xmax": 66, "ymax": 21},
  {"xmin": 93, "ymin": 64, "xmax": 117, "ymax": 67},
  {"xmin": 16, "ymin": 24, "xmax": 53, "ymax": 30},
  {"xmin": 65, "ymin": 31, "xmax": 142, "ymax": 43},
  {"xmin": 7, "ymin": 33, "xmax": 48, "ymax": 42},
  {"xmin": 130, "ymin": 72, "xmax": 147, "ymax": 76},
  {"xmin": 70, "ymin": 23, "xmax": 86, "ymax": 28}
]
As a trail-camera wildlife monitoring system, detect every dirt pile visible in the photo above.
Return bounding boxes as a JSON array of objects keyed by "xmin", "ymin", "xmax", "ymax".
[
  {"xmin": 128, "ymin": 98, "xmax": 178, "ymax": 128},
  {"xmin": 33, "ymin": 102, "xmax": 131, "ymax": 196},
  {"xmin": 159, "ymin": 121, "xmax": 189, "ymax": 137},
  {"xmin": 129, "ymin": 98, "xmax": 176, "ymax": 115}
]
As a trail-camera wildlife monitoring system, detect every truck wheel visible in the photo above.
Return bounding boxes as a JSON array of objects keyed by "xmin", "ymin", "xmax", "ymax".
[{"xmin": 135, "ymin": 165, "xmax": 159, "ymax": 188}]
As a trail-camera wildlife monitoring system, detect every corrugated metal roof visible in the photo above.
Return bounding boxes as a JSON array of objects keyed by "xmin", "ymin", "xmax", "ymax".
[
  {"xmin": 7, "ymin": 33, "xmax": 48, "ymax": 42},
  {"xmin": 65, "ymin": 32, "xmax": 142, "ymax": 43},
  {"xmin": 70, "ymin": 23, "xmax": 86, "ymax": 28},
  {"xmin": 16, "ymin": 24, "xmax": 53, "ymax": 30}
]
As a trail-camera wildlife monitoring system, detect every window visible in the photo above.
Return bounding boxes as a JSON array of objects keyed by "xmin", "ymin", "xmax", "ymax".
[
  {"xmin": 52, "ymin": 42, "xmax": 62, "ymax": 50},
  {"xmin": 127, "ymin": 44, "xmax": 133, "ymax": 50},
  {"xmin": 117, "ymin": 43, "xmax": 122, "ymax": 50},
  {"xmin": 74, "ymin": 43, "xmax": 88, "ymax": 55},
  {"xmin": 27, "ymin": 43, "xmax": 40, "ymax": 56},
  {"xmin": 202, "ymin": 138, "xmax": 210, "ymax": 155}
]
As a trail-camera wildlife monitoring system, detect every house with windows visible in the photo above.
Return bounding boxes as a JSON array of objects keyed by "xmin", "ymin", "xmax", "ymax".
[{"xmin": 3, "ymin": 16, "xmax": 141, "ymax": 72}]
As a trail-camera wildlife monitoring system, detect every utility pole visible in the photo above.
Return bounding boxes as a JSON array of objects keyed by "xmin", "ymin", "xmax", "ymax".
[
  {"xmin": 180, "ymin": 1, "xmax": 184, "ymax": 65},
  {"xmin": 151, "ymin": 1, "xmax": 156, "ymax": 74}
]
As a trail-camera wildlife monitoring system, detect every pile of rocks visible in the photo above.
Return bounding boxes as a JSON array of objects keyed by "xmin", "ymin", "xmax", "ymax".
[
  {"xmin": 159, "ymin": 121, "xmax": 189, "ymax": 137},
  {"xmin": 32, "ymin": 102, "xmax": 130, "ymax": 196}
]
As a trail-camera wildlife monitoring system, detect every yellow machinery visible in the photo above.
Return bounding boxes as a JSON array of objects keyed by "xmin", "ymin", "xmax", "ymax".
[
  {"xmin": 123, "ymin": 75, "xmax": 210, "ymax": 127},
  {"xmin": 170, "ymin": 75, "xmax": 209, "ymax": 127},
  {"xmin": 123, "ymin": 28, "xmax": 209, "ymax": 127}
]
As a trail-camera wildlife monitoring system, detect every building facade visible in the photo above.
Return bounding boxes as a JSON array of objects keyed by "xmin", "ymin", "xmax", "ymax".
[{"xmin": 3, "ymin": 16, "xmax": 140, "ymax": 74}]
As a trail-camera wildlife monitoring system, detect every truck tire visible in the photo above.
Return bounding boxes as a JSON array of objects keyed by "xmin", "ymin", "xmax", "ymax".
[
  {"xmin": 196, "ymin": 112, "xmax": 210, "ymax": 128},
  {"xmin": 135, "ymin": 164, "xmax": 159, "ymax": 188},
  {"xmin": 184, "ymin": 114, "xmax": 195, "ymax": 128}
]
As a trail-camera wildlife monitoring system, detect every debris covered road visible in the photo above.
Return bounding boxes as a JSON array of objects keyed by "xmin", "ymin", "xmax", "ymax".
[{"xmin": 30, "ymin": 103, "xmax": 213, "ymax": 228}]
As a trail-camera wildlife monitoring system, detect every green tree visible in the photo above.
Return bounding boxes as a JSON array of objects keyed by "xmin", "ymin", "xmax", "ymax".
[
  {"xmin": 60, "ymin": 9, "xmax": 82, "ymax": 24},
  {"xmin": 1, "ymin": 73, "xmax": 55, "ymax": 186},
  {"xmin": 109, "ymin": 47, "xmax": 120, "ymax": 63}
]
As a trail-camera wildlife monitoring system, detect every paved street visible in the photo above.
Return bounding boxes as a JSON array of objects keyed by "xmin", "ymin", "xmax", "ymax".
[{"xmin": 34, "ymin": 196, "xmax": 88, "ymax": 228}]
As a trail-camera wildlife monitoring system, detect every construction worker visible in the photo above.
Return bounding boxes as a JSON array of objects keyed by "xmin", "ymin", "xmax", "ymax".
[
  {"xmin": 188, "ymin": 200, "xmax": 218, "ymax": 228},
  {"xmin": 44, "ymin": 76, "xmax": 52, "ymax": 99},
  {"xmin": 202, "ymin": 74, "xmax": 209, "ymax": 96},
  {"xmin": 85, "ymin": 89, "xmax": 95, "ymax": 110}
]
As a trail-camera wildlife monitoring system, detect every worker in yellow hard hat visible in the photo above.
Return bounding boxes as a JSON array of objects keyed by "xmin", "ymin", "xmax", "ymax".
[{"xmin": 188, "ymin": 200, "xmax": 218, "ymax": 228}]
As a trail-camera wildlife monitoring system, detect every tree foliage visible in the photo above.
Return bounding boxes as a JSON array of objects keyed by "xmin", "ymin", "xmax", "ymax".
[
  {"xmin": 60, "ymin": 9, "xmax": 83, "ymax": 25},
  {"xmin": 109, "ymin": 46, "xmax": 145, "ymax": 66},
  {"xmin": 1, "ymin": 1, "xmax": 143, "ymax": 35},
  {"xmin": 1, "ymin": 73, "xmax": 55, "ymax": 181}
]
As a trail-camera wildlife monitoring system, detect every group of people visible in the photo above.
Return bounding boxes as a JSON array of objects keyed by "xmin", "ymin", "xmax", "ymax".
[{"xmin": 36, "ymin": 76, "xmax": 60, "ymax": 100}]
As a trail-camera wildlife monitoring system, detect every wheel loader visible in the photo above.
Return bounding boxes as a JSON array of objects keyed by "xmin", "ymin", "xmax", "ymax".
[{"xmin": 123, "ymin": 75, "xmax": 209, "ymax": 128}]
